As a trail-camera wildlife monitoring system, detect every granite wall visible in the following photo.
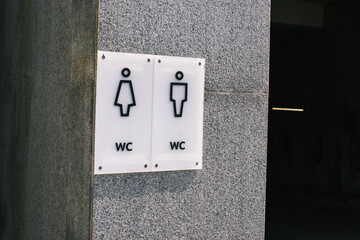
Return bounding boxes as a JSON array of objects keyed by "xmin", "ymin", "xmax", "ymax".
[
  {"xmin": 93, "ymin": 0, "xmax": 270, "ymax": 239},
  {"xmin": 1, "ymin": 0, "xmax": 269, "ymax": 238}
]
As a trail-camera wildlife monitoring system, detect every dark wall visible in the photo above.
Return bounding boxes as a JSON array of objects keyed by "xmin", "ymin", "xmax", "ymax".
[
  {"xmin": 267, "ymin": 0, "xmax": 360, "ymax": 197},
  {"xmin": 0, "ymin": 1, "xmax": 24, "ymax": 238},
  {"xmin": 0, "ymin": 1, "xmax": 98, "ymax": 239}
]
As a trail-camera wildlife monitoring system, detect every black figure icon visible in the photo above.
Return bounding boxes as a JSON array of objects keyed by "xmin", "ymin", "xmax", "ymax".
[
  {"xmin": 170, "ymin": 71, "xmax": 188, "ymax": 117},
  {"xmin": 114, "ymin": 68, "xmax": 136, "ymax": 117}
]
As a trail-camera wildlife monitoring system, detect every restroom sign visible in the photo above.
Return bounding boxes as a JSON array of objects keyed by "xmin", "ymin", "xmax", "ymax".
[{"xmin": 94, "ymin": 51, "xmax": 205, "ymax": 175}]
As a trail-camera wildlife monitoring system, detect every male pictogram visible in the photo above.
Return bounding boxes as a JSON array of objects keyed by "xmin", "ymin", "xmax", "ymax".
[
  {"xmin": 114, "ymin": 68, "xmax": 136, "ymax": 117},
  {"xmin": 170, "ymin": 71, "xmax": 188, "ymax": 117}
]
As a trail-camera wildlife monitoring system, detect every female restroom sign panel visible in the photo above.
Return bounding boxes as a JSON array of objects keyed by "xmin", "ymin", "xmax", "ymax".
[
  {"xmin": 95, "ymin": 52, "xmax": 154, "ymax": 175},
  {"xmin": 94, "ymin": 51, "xmax": 205, "ymax": 175}
]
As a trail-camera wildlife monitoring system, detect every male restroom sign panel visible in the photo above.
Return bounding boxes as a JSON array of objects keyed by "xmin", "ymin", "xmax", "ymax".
[
  {"xmin": 94, "ymin": 51, "xmax": 205, "ymax": 175},
  {"xmin": 95, "ymin": 52, "xmax": 153, "ymax": 175},
  {"xmin": 152, "ymin": 56, "xmax": 205, "ymax": 172}
]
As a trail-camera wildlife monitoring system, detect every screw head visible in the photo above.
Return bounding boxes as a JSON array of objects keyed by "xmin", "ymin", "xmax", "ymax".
[
  {"xmin": 98, "ymin": 166, "xmax": 102, "ymax": 170},
  {"xmin": 102, "ymin": 54, "xmax": 105, "ymax": 59},
  {"xmin": 158, "ymin": 59, "xmax": 161, "ymax": 63},
  {"xmin": 196, "ymin": 162, "xmax": 199, "ymax": 166},
  {"xmin": 147, "ymin": 58, "xmax": 151, "ymax": 62},
  {"xmin": 198, "ymin": 62, "xmax": 201, "ymax": 66},
  {"xmin": 155, "ymin": 164, "xmax": 158, "ymax": 168},
  {"xmin": 144, "ymin": 164, "xmax": 148, "ymax": 168}
]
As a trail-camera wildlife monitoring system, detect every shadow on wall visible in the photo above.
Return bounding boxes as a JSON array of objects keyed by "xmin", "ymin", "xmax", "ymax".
[{"xmin": 93, "ymin": 171, "xmax": 197, "ymax": 200}]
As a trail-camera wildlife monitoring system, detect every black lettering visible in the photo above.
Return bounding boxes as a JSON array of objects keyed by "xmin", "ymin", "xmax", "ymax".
[
  {"xmin": 116, "ymin": 142, "xmax": 126, "ymax": 151},
  {"xmin": 170, "ymin": 142, "xmax": 179, "ymax": 150},
  {"xmin": 116, "ymin": 142, "xmax": 133, "ymax": 151},
  {"xmin": 170, "ymin": 141, "xmax": 185, "ymax": 150},
  {"xmin": 126, "ymin": 142, "xmax": 133, "ymax": 151}
]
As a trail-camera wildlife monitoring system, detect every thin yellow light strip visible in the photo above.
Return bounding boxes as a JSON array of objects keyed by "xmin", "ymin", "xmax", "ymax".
[{"xmin": 272, "ymin": 107, "xmax": 304, "ymax": 112}]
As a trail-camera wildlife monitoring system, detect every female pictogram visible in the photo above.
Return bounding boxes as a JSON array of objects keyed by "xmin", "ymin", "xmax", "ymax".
[
  {"xmin": 114, "ymin": 68, "xmax": 136, "ymax": 117},
  {"xmin": 170, "ymin": 71, "xmax": 188, "ymax": 117}
]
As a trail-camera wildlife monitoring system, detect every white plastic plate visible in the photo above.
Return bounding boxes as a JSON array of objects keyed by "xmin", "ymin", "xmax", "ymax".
[
  {"xmin": 152, "ymin": 56, "xmax": 205, "ymax": 171},
  {"xmin": 94, "ymin": 51, "xmax": 205, "ymax": 174}
]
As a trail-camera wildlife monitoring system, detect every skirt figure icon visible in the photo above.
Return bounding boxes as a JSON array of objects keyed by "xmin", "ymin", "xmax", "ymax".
[
  {"xmin": 170, "ymin": 71, "xmax": 188, "ymax": 117},
  {"xmin": 114, "ymin": 68, "xmax": 136, "ymax": 117}
]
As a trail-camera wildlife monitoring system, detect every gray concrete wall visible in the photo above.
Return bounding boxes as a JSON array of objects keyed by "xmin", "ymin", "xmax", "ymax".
[
  {"xmin": 0, "ymin": 0, "xmax": 97, "ymax": 239},
  {"xmin": 94, "ymin": 0, "xmax": 270, "ymax": 239}
]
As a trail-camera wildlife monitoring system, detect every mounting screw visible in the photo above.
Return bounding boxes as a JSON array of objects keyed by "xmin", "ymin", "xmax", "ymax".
[
  {"xmin": 102, "ymin": 54, "xmax": 105, "ymax": 59},
  {"xmin": 196, "ymin": 162, "xmax": 199, "ymax": 166},
  {"xmin": 98, "ymin": 166, "xmax": 102, "ymax": 170},
  {"xmin": 147, "ymin": 58, "xmax": 151, "ymax": 62},
  {"xmin": 144, "ymin": 164, "xmax": 148, "ymax": 168},
  {"xmin": 198, "ymin": 62, "xmax": 201, "ymax": 66},
  {"xmin": 155, "ymin": 164, "xmax": 158, "ymax": 168},
  {"xmin": 158, "ymin": 59, "xmax": 161, "ymax": 63}
]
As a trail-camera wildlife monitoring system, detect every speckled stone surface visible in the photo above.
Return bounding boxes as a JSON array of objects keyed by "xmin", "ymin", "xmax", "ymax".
[
  {"xmin": 94, "ymin": 0, "xmax": 270, "ymax": 239},
  {"xmin": 98, "ymin": 0, "xmax": 270, "ymax": 94}
]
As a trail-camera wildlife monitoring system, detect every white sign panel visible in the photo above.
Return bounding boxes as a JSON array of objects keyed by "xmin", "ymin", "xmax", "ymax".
[
  {"xmin": 152, "ymin": 56, "xmax": 204, "ymax": 171},
  {"xmin": 94, "ymin": 52, "xmax": 153, "ymax": 174},
  {"xmin": 94, "ymin": 51, "xmax": 205, "ymax": 175}
]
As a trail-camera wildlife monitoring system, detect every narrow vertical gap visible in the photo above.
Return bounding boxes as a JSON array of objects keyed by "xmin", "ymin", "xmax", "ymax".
[{"xmin": 149, "ymin": 56, "xmax": 156, "ymax": 172}]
